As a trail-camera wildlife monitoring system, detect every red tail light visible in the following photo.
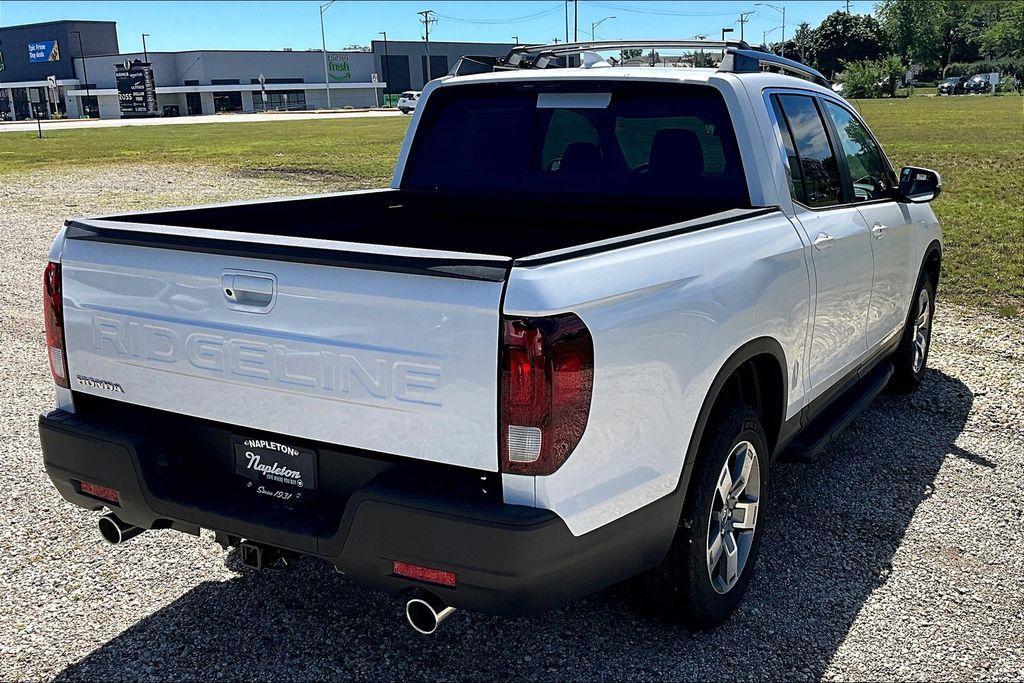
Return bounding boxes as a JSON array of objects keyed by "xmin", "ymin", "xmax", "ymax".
[
  {"xmin": 500, "ymin": 312, "xmax": 594, "ymax": 475},
  {"xmin": 43, "ymin": 262, "xmax": 69, "ymax": 388}
]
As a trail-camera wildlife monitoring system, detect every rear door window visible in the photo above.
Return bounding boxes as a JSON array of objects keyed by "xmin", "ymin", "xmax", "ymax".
[
  {"xmin": 769, "ymin": 95, "xmax": 805, "ymax": 203},
  {"xmin": 774, "ymin": 94, "xmax": 843, "ymax": 208}
]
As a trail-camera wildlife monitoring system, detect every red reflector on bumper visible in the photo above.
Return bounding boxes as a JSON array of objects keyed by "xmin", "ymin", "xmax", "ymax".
[
  {"xmin": 393, "ymin": 560, "xmax": 456, "ymax": 587},
  {"xmin": 80, "ymin": 481, "xmax": 120, "ymax": 504}
]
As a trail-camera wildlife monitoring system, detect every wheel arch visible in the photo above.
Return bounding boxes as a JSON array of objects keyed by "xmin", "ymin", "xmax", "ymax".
[
  {"xmin": 923, "ymin": 239, "xmax": 942, "ymax": 291},
  {"xmin": 674, "ymin": 337, "xmax": 789, "ymax": 506}
]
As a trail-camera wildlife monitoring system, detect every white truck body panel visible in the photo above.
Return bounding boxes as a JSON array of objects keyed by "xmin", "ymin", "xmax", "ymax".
[
  {"xmin": 503, "ymin": 210, "xmax": 810, "ymax": 534},
  {"xmin": 59, "ymin": 231, "xmax": 507, "ymax": 471}
]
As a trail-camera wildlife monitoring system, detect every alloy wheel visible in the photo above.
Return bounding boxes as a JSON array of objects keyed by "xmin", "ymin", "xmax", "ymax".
[
  {"xmin": 706, "ymin": 440, "xmax": 761, "ymax": 594},
  {"xmin": 913, "ymin": 288, "xmax": 931, "ymax": 374}
]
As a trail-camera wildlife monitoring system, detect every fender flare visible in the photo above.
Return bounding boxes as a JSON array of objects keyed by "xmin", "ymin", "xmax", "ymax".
[
  {"xmin": 659, "ymin": 337, "xmax": 789, "ymax": 523},
  {"xmin": 922, "ymin": 239, "xmax": 942, "ymax": 288}
]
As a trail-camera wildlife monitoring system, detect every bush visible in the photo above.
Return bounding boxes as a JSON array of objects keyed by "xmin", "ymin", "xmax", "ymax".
[{"xmin": 838, "ymin": 56, "xmax": 906, "ymax": 98}]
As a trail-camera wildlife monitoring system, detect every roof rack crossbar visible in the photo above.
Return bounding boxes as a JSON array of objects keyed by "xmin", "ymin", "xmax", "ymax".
[
  {"xmin": 721, "ymin": 48, "xmax": 831, "ymax": 88},
  {"xmin": 505, "ymin": 39, "xmax": 751, "ymax": 67}
]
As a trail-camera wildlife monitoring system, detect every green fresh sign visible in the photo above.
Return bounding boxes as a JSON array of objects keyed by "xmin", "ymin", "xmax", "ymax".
[{"xmin": 328, "ymin": 54, "xmax": 352, "ymax": 81}]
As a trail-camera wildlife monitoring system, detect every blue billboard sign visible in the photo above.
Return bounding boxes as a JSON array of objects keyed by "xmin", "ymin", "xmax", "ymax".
[{"xmin": 28, "ymin": 40, "xmax": 60, "ymax": 63}]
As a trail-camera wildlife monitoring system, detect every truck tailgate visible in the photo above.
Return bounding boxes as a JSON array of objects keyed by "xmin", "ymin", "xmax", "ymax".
[{"xmin": 59, "ymin": 221, "xmax": 509, "ymax": 471}]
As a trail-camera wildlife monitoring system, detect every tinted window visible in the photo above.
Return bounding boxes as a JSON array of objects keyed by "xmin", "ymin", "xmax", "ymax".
[
  {"xmin": 402, "ymin": 83, "xmax": 749, "ymax": 206},
  {"xmin": 776, "ymin": 94, "xmax": 843, "ymax": 208},
  {"xmin": 770, "ymin": 95, "xmax": 805, "ymax": 203},
  {"xmin": 823, "ymin": 101, "xmax": 893, "ymax": 201},
  {"xmin": 541, "ymin": 109, "xmax": 600, "ymax": 170}
]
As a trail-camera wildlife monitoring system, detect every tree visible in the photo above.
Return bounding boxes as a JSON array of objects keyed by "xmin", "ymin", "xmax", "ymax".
[
  {"xmin": 979, "ymin": 1, "xmax": 1024, "ymax": 58},
  {"xmin": 808, "ymin": 11, "xmax": 883, "ymax": 77},
  {"xmin": 793, "ymin": 22, "xmax": 813, "ymax": 63}
]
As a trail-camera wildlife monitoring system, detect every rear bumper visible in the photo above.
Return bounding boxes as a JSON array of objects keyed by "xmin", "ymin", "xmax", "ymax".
[{"xmin": 39, "ymin": 404, "xmax": 678, "ymax": 616}]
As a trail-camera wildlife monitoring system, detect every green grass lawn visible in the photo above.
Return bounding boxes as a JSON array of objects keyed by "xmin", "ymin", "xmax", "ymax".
[
  {"xmin": 1, "ymin": 96, "xmax": 1020, "ymax": 311},
  {"xmin": 851, "ymin": 96, "xmax": 1022, "ymax": 314},
  {"xmin": 0, "ymin": 117, "xmax": 411, "ymax": 182}
]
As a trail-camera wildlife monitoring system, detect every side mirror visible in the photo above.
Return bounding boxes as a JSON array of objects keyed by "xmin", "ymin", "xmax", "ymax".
[{"xmin": 899, "ymin": 166, "xmax": 942, "ymax": 203}]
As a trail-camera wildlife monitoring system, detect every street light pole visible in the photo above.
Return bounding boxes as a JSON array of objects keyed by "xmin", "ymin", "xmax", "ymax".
[
  {"xmin": 141, "ymin": 33, "xmax": 149, "ymax": 62},
  {"xmin": 379, "ymin": 31, "xmax": 389, "ymax": 107},
  {"xmin": 756, "ymin": 3, "xmax": 785, "ymax": 57},
  {"xmin": 70, "ymin": 30, "xmax": 91, "ymax": 118},
  {"xmin": 590, "ymin": 16, "xmax": 615, "ymax": 40},
  {"xmin": 320, "ymin": 1, "xmax": 336, "ymax": 109},
  {"xmin": 721, "ymin": 27, "xmax": 734, "ymax": 61}
]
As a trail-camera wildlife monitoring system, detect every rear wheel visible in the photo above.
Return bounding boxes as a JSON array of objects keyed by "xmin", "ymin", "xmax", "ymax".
[
  {"xmin": 890, "ymin": 274, "xmax": 935, "ymax": 392},
  {"xmin": 639, "ymin": 404, "xmax": 769, "ymax": 627}
]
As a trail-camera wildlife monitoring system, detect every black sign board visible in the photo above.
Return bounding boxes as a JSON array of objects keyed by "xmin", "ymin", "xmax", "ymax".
[{"xmin": 115, "ymin": 60, "xmax": 158, "ymax": 117}]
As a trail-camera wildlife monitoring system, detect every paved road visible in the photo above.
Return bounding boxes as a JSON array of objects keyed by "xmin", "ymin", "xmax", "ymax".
[{"xmin": 0, "ymin": 109, "xmax": 404, "ymax": 133}]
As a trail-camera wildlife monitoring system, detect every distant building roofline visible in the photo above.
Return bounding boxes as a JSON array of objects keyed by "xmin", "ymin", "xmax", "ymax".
[
  {"xmin": 75, "ymin": 47, "xmax": 375, "ymax": 60},
  {"xmin": 0, "ymin": 19, "xmax": 118, "ymax": 30}
]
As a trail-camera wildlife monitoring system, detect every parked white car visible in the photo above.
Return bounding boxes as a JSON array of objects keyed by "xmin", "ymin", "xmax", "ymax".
[
  {"xmin": 397, "ymin": 90, "xmax": 421, "ymax": 114},
  {"xmin": 40, "ymin": 40, "xmax": 942, "ymax": 634}
]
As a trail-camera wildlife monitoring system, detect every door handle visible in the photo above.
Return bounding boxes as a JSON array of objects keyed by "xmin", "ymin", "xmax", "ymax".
[
  {"xmin": 812, "ymin": 233, "xmax": 835, "ymax": 250},
  {"xmin": 222, "ymin": 271, "xmax": 276, "ymax": 311},
  {"xmin": 871, "ymin": 223, "xmax": 888, "ymax": 239}
]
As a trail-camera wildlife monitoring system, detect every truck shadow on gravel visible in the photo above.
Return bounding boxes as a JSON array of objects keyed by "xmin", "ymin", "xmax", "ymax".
[{"xmin": 56, "ymin": 369, "xmax": 978, "ymax": 681}]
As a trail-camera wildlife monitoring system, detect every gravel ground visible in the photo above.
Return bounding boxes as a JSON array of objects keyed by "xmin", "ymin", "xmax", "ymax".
[{"xmin": 2, "ymin": 165, "xmax": 1022, "ymax": 681}]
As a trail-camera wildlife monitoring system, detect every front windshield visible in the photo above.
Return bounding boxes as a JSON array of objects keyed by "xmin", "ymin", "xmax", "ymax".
[{"xmin": 943, "ymin": 78, "xmax": 958, "ymax": 83}]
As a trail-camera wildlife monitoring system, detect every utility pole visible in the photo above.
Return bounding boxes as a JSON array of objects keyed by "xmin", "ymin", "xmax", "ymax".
[
  {"xmin": 418, "ymin": 10, "xmax": 437, "ymax": 82},
  {"xmin": 737, "ymin": 11, "xmax": 754, "ymax": 43},
  {"xmin": 379, "ymin": 31, "xmax": 389, "ymax": 106},
  {"xmin": 512, "ymin": 35, "xmax": 520, "ymax": 45},
  {"xmin": 573, "ymin": 0, "xmax": 578, "ymax": 42},
  {"xmin": 846, "ymin": 0, "xmax": 851, "ymax": 14},
  {"xmin": 564, "ymin": 1, "xmax": 569, "ymax": 43},
  {"xmin": 70, "ymin": 30, "xmax": 91, "ymax": 118},
  {"xmin": 320, "ymin": 1, "xmax": 336, "ymax": 109},
  {"xmin": 141, "ymin": 33, "xmax": 150, "ymax": 62}
]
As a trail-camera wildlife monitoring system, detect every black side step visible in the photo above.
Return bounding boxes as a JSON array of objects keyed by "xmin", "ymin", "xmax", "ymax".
[{"xmin": 782, "ymin": 361, "xmax": 894, "ymax": 462}]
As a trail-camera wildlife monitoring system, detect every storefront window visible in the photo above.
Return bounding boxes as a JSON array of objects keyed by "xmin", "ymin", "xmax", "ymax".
[{"xmin": 254, "ymin": 90, "xmax": 307, "ymax": 111}]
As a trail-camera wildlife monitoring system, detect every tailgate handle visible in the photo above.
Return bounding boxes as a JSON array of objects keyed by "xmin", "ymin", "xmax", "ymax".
[{"xmin": 222, "ymin": 271, "xmax": 276, "ymax": 312}]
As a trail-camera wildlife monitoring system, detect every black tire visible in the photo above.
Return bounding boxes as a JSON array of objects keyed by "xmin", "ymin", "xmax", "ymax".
[
  {"xmin": 399, "ymin": 107, "xmax": 410, "ymax": 115},
  {"xmin": 889, "ymin": 273, "xmax": 935, "ymax": 393},
  {"xmin": 638, "ymin": 404, "xmax": 769, "ymax": 627}
]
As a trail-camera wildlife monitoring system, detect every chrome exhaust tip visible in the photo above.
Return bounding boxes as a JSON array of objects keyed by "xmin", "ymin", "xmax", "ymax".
[
  {"xmin": 405, "ymin": 595, "xmax": 455, "ymax": 635},
  {"xmin": 98, "ymin": 513, "xmax": 144, "ymax": 545}
]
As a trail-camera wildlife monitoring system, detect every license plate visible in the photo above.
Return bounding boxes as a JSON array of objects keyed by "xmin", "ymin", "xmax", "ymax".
[{"xmin": 233, "ymin": 437, "xmax": 317, "ymax": 503}]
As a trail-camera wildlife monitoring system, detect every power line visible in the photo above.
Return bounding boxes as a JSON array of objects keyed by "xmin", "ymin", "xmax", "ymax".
[
  {"xmin": 435, "ymin": 5, "xmax": 562, "ymax": 25},
  {"xmin": 587, "ymin": 1, "xmax": 741, "ymax": 17}
]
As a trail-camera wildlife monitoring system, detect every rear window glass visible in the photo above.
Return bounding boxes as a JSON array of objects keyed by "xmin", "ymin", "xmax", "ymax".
[{"xmin": 401, "ymin": 82, "xmax": 749, "ymax": 207}]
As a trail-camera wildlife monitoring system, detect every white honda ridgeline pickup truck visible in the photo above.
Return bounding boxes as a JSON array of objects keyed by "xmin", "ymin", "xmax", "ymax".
[{"xmin": 40, "ymin": 41, "xmax": 942, "ymax": 634}]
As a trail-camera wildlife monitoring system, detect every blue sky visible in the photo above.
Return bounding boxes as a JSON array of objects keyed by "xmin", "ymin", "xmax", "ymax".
[{"xmin": 1, "ymin": 1, "xmax": 877, "ymax": 52}]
